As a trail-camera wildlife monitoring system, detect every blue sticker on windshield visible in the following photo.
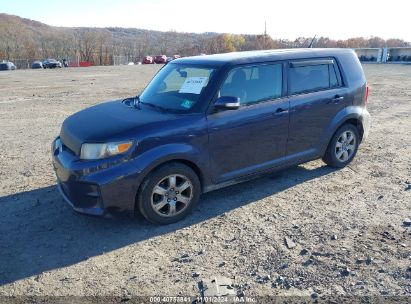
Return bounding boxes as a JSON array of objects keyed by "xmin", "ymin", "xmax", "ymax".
[{"xmin": 181, "ymin": 99, "xmax": 194, "ymax": 109}]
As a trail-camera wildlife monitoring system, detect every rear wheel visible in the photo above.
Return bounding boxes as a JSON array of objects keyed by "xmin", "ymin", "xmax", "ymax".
[
  {"xmin": 137, "ymin": 163, "xmax": 200, "ymax": 224},
  {"xmin": 322, "ymin": 124, "xmax": 360, "ymax": 168}
]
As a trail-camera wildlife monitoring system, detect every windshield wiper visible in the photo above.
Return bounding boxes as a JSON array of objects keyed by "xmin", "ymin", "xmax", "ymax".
[{"xmin": 141, "ymin": 101, "xmax": 168, "ymax": 113}]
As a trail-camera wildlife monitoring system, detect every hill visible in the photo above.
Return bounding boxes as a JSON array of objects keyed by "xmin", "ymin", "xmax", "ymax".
[
  {"xmin": 0, "ymin": 13, "xmax": 409, "ymax": 66},
  {"xmin": 0, "ymin": 13, "xmax": 216, "ymax": 65}
]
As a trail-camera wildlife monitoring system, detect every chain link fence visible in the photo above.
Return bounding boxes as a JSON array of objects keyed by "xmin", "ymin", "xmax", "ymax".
[
  {"xmin": 5, "ymin": 57, "xmax": 81, "ymax": 69},
  {"xmin": 112, "ymin": 55, "xmax": 136, "ymax": 65},
  {"xmin": 7, "ymin": 59, "xmax": 33, "ymax": 69}
]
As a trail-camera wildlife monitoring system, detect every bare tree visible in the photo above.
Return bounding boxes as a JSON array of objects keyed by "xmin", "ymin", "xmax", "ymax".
[{"xmin": 1, "ymin": 13, "xmax": 410, "ymax": 67}]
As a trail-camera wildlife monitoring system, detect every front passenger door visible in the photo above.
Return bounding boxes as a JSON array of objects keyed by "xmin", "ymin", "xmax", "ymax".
[{"xmin": 207, "ymin": 63, "xmax": 290, "ymax": 183}]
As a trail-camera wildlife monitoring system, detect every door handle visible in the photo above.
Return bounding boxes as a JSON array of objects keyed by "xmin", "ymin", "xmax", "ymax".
[
  {"xmin": 332, "ymin": 95, "xmax": 344, "ymax": 103},
  {"xmin": 274, "ymin": 108, "xmax": 289, "ymax": 116}
]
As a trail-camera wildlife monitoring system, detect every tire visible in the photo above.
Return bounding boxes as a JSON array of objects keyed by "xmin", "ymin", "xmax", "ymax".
[
  {"xmin": 322, "ymin": 124, "xmax": 360, "ymax": 168},
  {"xmin": 137, "ymin": 162, "xmax": 201, "ymax": 224}
]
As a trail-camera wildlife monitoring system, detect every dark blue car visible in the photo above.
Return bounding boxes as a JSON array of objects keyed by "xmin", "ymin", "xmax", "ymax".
[{"xmin": 52, "ymin": 48, "xmax": 370, "ymax": 224}]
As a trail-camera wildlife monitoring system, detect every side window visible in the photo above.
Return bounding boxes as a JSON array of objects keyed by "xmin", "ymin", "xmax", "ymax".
[
  {"xmin": 329, "ymin": 64, "xmax": 339, "ymax": 88},
  {"xmin": 219, "ymin": 64, "xmax": 283, "ymax": 105},
  {"xmin": 289, "ymin": 64, "xmax": 329, "ymax": 95}
]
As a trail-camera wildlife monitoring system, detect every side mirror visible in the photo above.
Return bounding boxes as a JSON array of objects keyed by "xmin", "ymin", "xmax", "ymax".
[
  {"xmin": 158, "ymin": 81, "xmax": 167, "ymax": 91},
  {"xmin": 176, "ymin": 68, "xmax": 187, "ymax": 78},
  {"xmin": 214, "ymin": 96, "xmax": 240, "ymax": 110}
]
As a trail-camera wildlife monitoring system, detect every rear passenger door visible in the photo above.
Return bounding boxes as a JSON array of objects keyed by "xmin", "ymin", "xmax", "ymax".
[
  {"xmin": 286, "ymin": 58, "xmax": 348, "ymax": 158},
  {"xmin": 207, "ymin": 63, "xmax": 289, "ymax": 183}
]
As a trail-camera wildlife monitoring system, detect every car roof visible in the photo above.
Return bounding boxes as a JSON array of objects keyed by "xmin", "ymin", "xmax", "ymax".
[{"xmin": 175, "ymin": 48, "xmax": 354, "ymax": 66}]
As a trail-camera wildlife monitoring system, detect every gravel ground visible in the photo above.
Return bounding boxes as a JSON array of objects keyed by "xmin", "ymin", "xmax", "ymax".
[{"xmin": 0, "ymin": 64, "xmax": 410, "ymax": 299}]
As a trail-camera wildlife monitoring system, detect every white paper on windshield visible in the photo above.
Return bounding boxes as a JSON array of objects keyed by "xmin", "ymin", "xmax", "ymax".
[{"xmin": 179, "ymin": 77, "xmax": 208, "ymax": 94}]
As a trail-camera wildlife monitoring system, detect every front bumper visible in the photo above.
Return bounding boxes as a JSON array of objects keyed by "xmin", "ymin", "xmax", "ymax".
[
  {"xmin": 57, "ymin": 183, "xmax": 105, "ymax": 216},
  {"xmin": 51, "ymin": 138, "xmax": 141, "ymax": 216}
]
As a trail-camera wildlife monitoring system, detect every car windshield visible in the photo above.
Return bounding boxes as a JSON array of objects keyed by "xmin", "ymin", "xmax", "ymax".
[{"xmin": 139, "ymin": 63, "xmax": 216, "ymax": 113}]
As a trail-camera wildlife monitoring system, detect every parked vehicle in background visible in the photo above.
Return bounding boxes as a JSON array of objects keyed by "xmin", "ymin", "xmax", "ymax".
[
  {"xmin": 154, "ymin": 55, "xmax": 167, "ymax": 64},
  {"xmin": 0, "ymin": 61, "xmax": 16, "ymax": 71},
  {"xmin": 31, "ymin": 61, "xmax": 43, "ymax": 69},
  {"xmin": 143, "ymin": 56, "xmax": 153, "ymax": 64},
  {"xmin": 43, "ymin": 59, "xmax": 62, "ymax": 68},
  {"xmin": 52, "ymin": 48, "xmax": 371, "ymax": 224},
  {"xmin": 167, "ymin": 55, "xmax": 182, "ymax": 63}
]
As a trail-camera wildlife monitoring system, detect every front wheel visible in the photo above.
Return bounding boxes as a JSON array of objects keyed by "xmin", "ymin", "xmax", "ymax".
[
  {"xmin": 137, "ymin": 163, "xmax": 201, "ymax": 224},
  {"xmin": 322, "ymin": 124, "xmax": 360, "ymax": 168}
]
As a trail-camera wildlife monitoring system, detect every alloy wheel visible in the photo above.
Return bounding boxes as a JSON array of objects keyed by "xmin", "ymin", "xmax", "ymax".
[
  {"xmin": 150, "ymin": 174, "xmax": 193, "ymax": 217},
  {"xmin": 335, "ymin": 130, "xmax": 356, "ymax": 162}
]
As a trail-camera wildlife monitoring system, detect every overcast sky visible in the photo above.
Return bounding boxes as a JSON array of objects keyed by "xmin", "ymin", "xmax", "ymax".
[{"xmin": 2, "ymin": 0, "xmax": 409, "ymax": 41}]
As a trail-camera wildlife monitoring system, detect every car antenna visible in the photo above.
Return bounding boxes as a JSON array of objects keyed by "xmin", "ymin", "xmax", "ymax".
[{"xmin": 308, "ymin": 35, "xmax": 317, "ymax": 48}]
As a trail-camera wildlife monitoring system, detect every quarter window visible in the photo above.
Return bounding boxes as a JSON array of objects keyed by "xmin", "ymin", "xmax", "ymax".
[
  {"xmin": 329, "ymin": 64, "xmax": 339, "ymax": 88},
  {"xmin": 219, "ymin": 64, "xmax": 283, "ymax": 105}
]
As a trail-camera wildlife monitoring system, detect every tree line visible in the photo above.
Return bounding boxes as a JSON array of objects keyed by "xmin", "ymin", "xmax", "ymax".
[{"xmin": 0, "ymin": 14, "xmax": 409, "ymax": 66}]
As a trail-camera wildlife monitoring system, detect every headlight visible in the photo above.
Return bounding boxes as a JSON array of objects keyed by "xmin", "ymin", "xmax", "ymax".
[{"xmin": 80, "ymin": 141, "xmax": 133, "ymax": 160}]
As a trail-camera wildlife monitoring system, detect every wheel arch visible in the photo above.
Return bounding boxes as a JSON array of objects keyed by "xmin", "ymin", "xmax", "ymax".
[
  {"xmin": 133, "ymin": 158, "xmax": 206, "ymax": 214},
  {"xmin": 343, "ymin": 118, "xmax": 364, "ymax": 141},
  {"xmin": 320, "ymin": 106, "xmax": 365, "ymax": 155}
]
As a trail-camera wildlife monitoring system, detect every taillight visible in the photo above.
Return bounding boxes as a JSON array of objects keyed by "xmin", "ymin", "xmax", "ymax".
[{"xmin": 365, "ymin": 84, "xmax": 369, "ymax": 105}]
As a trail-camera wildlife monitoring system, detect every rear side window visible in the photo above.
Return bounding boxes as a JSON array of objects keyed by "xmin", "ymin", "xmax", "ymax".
[
  {"xmin": 220, "ymin": 63, "xmax": 283, "ymax": 105},
  {"xmin": 329, "ymin": 64, "xmax": 339, "ymax": 88},
  {"xmin": 289, "ymin": 60, "xmax": 341, "ymax": 95}
]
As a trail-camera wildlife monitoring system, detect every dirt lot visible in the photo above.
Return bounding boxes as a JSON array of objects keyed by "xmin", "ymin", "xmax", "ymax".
[{"xmin": 0, "ymin": 64, "xmax": 410, "ymax": 299}]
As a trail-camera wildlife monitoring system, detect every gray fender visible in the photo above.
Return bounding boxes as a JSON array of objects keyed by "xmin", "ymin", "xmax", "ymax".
[{"xmin": 319, "ymin": 106, "xmax": 365, "ymax": 155}]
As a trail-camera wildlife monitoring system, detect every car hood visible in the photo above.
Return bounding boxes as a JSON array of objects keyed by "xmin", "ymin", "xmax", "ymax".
[{"xmin": 60, "ymin": 100, "xmax": 178, "ymax": 155}]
